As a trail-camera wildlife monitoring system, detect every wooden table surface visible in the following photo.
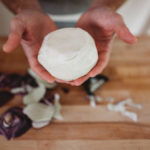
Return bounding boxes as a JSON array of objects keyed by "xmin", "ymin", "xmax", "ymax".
[{"xmin": 0, "ymin": 37, "xmax": 150, "ymax": 150}]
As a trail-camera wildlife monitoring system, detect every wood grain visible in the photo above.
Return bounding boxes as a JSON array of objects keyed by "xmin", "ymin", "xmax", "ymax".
[
  {"xmin": 37, "ymin": 140, "xmax": 150, "ymax": 150},
  {"xmin": 18, "ymin": 122, "xmax": 150, "ymax": 140},
  {"xmin": 0, "ymin": 140, "xmax": 150, "ymax": 150},
  {"xmin": 0, "ymin": 37, "xmax": 150, "ymax": 149}
]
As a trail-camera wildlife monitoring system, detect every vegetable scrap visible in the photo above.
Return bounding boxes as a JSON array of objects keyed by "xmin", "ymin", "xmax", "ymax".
[
  {"xmin": 82, "ymin": 75, "xmax": 109, "ymax": 107},
  {"xmin": 28, "ymin": 69, "xmax": 57, "ymax": 89},
  {"xmin": 0, "ymin": 69, "xmax": 62, "ymax": 140},
  {"xmin": 23, "ymin": 83, "xmax": 46, "ymax": 105},
  {"xmin": 107, "ymin": 98, "xmax": 142, "ymax": 122},
  {"xmin": 0, "ymin": 91, "xmax": 14, "ymax": 107},
  {"xmin": 0, "ymin": 70, "xmax": 142, "ymax": 140},
  {"xmin": 0, "ymin": 107, "xmax": 32, "ymax": 140},
  {"xmin": 82, "ymin": 75, "xmax": 142, "ymax": 121}
]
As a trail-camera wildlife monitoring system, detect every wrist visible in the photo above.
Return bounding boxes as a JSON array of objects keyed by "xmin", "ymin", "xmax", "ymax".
[
  {"xmin": 17, "ymin": 8, "xmax": 43, "ymax": 15},
  {"xmin": 16, "ymin": 6, "xmax": 42, "ymax": 14},
  {"xmin": 2, "ymin": 0, "xmax": 43, "ymax": 14},
  {"xmin": 90, "ymin": 0, "xmax": 125, "ymax": 11},
  {"xmin": 88, "ymin": 5, "xmax": 114, "ymax": 13},
  {"xmin": 15, "ymin": 0, "xmax": 42, "ymax": 14}
]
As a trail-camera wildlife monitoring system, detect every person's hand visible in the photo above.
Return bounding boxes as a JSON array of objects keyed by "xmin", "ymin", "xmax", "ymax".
[
  {"xmin": 67, "ymin": 6, "xmax": 137, "ymax": 86},
  {"xmin": 3, "ymin": 9, "xmax": 57, "ymax": 82}
]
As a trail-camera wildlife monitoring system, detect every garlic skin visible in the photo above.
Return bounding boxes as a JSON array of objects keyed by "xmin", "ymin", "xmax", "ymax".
[{"xmin": 38, "ymin": 28, "xmax": 98, "ymax": 81}]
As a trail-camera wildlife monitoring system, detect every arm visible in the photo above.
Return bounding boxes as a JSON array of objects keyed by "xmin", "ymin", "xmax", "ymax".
[
  {"xmin": 1, "ymin": 0, "xmax": 42, "ymax": 14},
  {"xmin": 1, "ymin": 0, "xmax": 57, "ymax": 83}
]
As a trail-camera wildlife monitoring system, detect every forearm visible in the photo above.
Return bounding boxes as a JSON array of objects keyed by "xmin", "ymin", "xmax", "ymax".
[
  {"xmin": 91, "ymin": 0, "xmax": 126, "ymax": 10},
  {"xmin": 1, "ymin": 0, "xmax": 42, "ymax": 14}
]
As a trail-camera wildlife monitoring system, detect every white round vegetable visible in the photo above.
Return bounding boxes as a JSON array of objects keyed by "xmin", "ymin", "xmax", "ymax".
[
  {"xmin": 38, "ymin": 28, "xmax": 98, "ymax": 81},
  {"xmin": 23, "ymin": 103, "xmax": 55, "ymax": 122}
]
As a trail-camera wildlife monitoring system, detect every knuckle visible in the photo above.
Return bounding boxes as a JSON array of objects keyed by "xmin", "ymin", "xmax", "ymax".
[
  {"xmin": 11, "ymin": 17, "xmax": 20, "ymax": 25},
  {"xmin": 10, "ymin": 17, "xmax": 24, "ymax": 31}
]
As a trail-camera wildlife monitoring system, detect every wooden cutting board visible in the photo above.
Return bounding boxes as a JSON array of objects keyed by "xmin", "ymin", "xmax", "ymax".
[{"xmin": 0, "ymin": 37, "xmax": 150, "ymax": 150}]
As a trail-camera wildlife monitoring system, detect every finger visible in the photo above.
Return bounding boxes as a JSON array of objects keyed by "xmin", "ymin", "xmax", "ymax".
[
  {"xmin": 115, "ymin": 23, "xmax": 137, "ymax": 44},
  {"xmin": 56, "ymin": 78, "xmax": 88, "ymax": 85},
  {"xmin": 3, "ymin": 34, "xmax": 22, "ymax": 53},
  {"xmin": 30, "ymin": 57, "xmax": 56, "ymax": 83},
  {"xmin": 89, "ymin": 50, "xmax": 110, "ymax": 77},
  {"xmin": 68, "ymin": 53, "xmax": 108, "ymax": 86},
  {"xmin": 68, "ymin": 42, "xmax": 111, "ymax": 85},
  {"xmin": 55, "ymin": 79, "xmax": 70, "ymax": 84},
  {"xmin": 22, "ymin": 39, "xmax": 56, "ymax": 83},
  {"xmin": 24, "ymin": 47, "xmax": 56, "ymax": 83},
  {"xmin": 67, "ymin": 73, "xmax": 90, "ymax": 86},
  {"xmin": 3, "ymin": 18, "xmax": 25, "ymax": 53}
]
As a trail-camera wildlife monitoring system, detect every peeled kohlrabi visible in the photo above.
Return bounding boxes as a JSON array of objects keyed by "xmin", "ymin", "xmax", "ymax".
[{"xmin": 38, "ymin": 28, "xmax": 98, "ymax": 81}]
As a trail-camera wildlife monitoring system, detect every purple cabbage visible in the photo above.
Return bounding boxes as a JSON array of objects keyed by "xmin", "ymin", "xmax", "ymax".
[
  {"xmin": 22, "ymin": 73, "xmax": 38, "ymax": 88},
  {"xmin": 0, "ymin": 73, "xmax": 38, "ymax": 95},
  {"xmin": 0, "ymin": 91, "xmax": 14, "ymax": 107},
  {"xmin": 0, "ymin": 107, "xmax": 32, "ymax": 140},
  {"xmin": 0, "ymin": 73, "xmax": 38, "ymax": 89},
  {"xmin": 82, "ymin": 74, "xmax": 109, "ymax": 96},
  {"xmin": 10, "ymin": 73, "xmax": 38, "ymax": 95},
  {"xmin": 0, "ymin": 73, "xmax": 23, "ymax": 88},
  {"xmin": 40, "ymin": 91, "xmax": 55, "ymax": 105}
]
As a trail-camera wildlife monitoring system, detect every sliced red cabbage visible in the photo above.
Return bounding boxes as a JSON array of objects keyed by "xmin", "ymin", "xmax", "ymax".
[
  {"xmin": 83, "ymin": 74, "xmax": 109, "ymax": 95},
  {"xmin": 83, "ymin": 74, "xmax": 109, "ymax": 106},
  {"xmin": 0, "ymin": 73, "xmax": 6, "ymax": 87},
  {"xmin": 40, "ymin": 92, "xmax": 55, "ymax": 105},
  {"xmin": 0, "ymin": 91, "xmax": 14, "ymax": 107},
  {"xmin": 0, "ymin": 72, "xmax": 38, "ymax": 89},
  {"xmin": 1, "ymin": 74, "xmax": 23, "ymax": 88},
  {"xmin": 22, "ymin": 73, "xmax": 38, "ymax": 88},
  {"xmin": 0, "ymin": 107, "xmax": 32, "ymax": 140}
]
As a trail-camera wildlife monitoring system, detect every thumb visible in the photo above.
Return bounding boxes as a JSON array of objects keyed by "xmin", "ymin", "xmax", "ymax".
[
  {"xmin": 115, "ymin": 23, "xmax": 137, "ymax": 44},
  {"xmin": 3, "ymin": 18, "xmax": 25, "ymax": 53}
]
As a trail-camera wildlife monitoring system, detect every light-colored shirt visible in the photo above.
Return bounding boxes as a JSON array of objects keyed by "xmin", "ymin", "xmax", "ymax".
[{"xmin": 39, "ymin": 0, "xmax": 92, "ymax": 15}]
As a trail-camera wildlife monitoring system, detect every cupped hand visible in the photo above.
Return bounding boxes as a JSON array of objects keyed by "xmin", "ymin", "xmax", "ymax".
[
  {"xmin": 3, "ymin": 9, "xmax": 57, "ymax": 83},
  {"xmin": 67, "ymin": 6, "xmax": 137, "ymax": 86}
]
